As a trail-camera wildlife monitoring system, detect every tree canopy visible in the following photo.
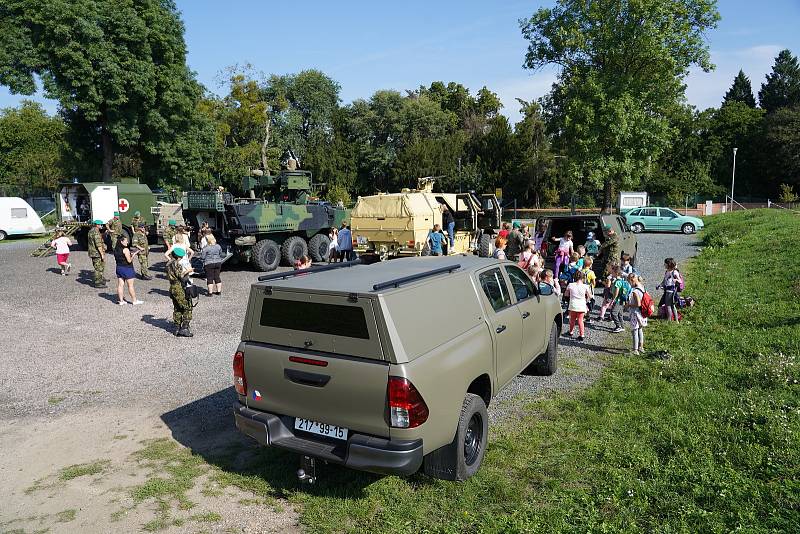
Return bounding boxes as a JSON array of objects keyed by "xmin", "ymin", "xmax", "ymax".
[
  {"xmin": 758, "ymin": 49, "xmax": 800, "ymax": 113},
  {"xmin": 521, "ymin": 0, "xmax": 720, "ymax": 211},
  {"xmin": 724, "ymin": 70, "xmax": 757, "ymax": 108},
  {"xmin": 0, "ymin": 0, "xmax": 210, "ymax": 184}
]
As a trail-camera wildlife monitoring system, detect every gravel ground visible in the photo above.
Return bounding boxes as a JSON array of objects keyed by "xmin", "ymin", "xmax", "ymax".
[
  {"xmin": 0, "ymin": 232, "xmax": 699, "ymax": 423},
  {"xmin": 488, "ymin": 231, "xmax": 701, "ymax": 422}
]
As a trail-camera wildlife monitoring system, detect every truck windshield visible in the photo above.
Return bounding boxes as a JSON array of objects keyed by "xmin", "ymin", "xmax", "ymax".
[{"xmin": 260, "ymin": 298, "xmax": 370, "ymax": 339}]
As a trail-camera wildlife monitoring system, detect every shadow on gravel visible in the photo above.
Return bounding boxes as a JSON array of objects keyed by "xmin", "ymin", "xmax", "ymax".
[
  {"xmin": 161, "ymin": 388, "xmax": 375, "ymax": 501},
  {"xmin": 147, "ymin": 287, "xmax": 171, "ymax": 297},
  {"xmin": 97, "ymin": 292, "xmax": 120, "ymax": 304},
  {"xmin": 76, "ymin": 269, "xmax": 98, "ymax": 287},
  {"xmin": 46, "ymin": 267, "xmax": 62, "ymax": 275},
  {"xmin": 141, "ymin": 314, "xmax": 174, "ymax": 333}
]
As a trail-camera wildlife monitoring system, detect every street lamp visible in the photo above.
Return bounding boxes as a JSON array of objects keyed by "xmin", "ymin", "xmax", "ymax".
[{"xmin": 730, "ymin": 147, "xmax": 738, "ymax": 211}]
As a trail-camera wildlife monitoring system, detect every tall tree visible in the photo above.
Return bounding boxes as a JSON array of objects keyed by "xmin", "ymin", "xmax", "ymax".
[
  {"xmin": 724, "ymin": 70, "xmax": 757, "ymax": 108},
  {"xmin": 0, "ymin": 0, "xmax": 209, "ymax": 183},
  {"xmin": 521, "ymin": 0, "xmax": 719, "ymax": 212},
  {"xmin": 0, "ymin": 101, "xmax": 67, "ymax": 196},
  {"xmin": 758, "ymin": 49, "xmax": 800, "ymax": 113}
]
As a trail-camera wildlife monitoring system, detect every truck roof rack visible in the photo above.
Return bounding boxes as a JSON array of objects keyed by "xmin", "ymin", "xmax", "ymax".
[
  {"xmin": 372, "ymin": 264, "xmax": 461, "ymax": 292},
  {"xmin": 257, "ymin": 259, "xmax": 362, "ymax": 282}
]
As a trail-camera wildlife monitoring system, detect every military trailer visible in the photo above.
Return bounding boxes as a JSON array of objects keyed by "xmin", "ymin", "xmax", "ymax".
[
  {"xmin": 54, "ymin": 178, "xmax": 183, "ymax": 245},
  {"xmin": 350, "ymin": 179, "xmax": 502, "ymax": 259},
  {"xmin": 180, "ymin": 170, "xmax": 349, "ymax": 272}
]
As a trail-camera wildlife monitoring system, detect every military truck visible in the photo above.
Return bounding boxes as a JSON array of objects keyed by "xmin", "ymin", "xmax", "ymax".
[
  {"xmin": 350, "ymin": 178, "xmax": 502, "ymax": 259},
  {"xmin": 180, "ymin": 170, "xmax": 349, "ymax": 271},
  {"xmin": 232, "ymin": 256, "xmax": 562, "ymax": 482},
  {"xmin": 52, "ymin": 178, "xmax": 183, "ymax": 247}
]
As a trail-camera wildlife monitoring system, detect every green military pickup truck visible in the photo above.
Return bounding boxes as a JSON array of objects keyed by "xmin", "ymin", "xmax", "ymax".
[{"xmin": 232, "ymin": 256, "xmax": 562, "ymax": 481}]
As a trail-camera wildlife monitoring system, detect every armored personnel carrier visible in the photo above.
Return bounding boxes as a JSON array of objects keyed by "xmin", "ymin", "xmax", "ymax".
[
  {"xmin": 350, "ymin": 178, "xmax": 502, "ymax": 259},
  {"xmin": 181, "ymin": 169, "xmax": 349, "ymax": 271}
]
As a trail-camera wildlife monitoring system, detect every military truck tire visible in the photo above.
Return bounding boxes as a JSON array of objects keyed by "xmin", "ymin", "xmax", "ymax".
[
  {"xmin": 252, "ymin": 239, "xmax": 281, "ymax": 272},
  {"xmin": 308, "ymin": 233, "xmax": 331, "ymax": 262},
  {"xmin": 478, "ymin": 234, "xmax": 493, "ymax": 258},
  {"xmin": 423, "ymin": 393, "xmax": 488, "ymax": 481},
  {"xmin": 281, "ymin": 236, "xmax": 308, "ymax": 266},
  {"xmin": 530, "ymin": 323, "xmax": 558, "ymax": 376}
]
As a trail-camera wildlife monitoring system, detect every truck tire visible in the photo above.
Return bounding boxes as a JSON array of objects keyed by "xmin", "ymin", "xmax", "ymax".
[
  {"xmin": 308, "ymin": 233, "xmax": 331, "ymax": 262},
  {"xmin": 478, "ymin": 234, "xmax": 493, "ymax": 258},
  {"xmin": 281, "ymin": 236, "xmax": 308, "ymax": 266},
  {"xmin": 252, "ymin": 239, "xmax": 281, "ymax": 272},
  {"xmin": 423, "ymin": 393, "xmax": 488, "ymax": 481},
  {"xmin": 531, "ymin": 323, "xmax": 558, "ymax": 376}
]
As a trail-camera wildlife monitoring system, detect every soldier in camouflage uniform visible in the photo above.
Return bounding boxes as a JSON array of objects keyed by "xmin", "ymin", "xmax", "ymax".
[
  {"xmin": 600, "ymin": 224, "xmax": 622, "ymax": 276},
  {"xmin": 163, "ymin": 219, "xmax": 177, "ymax": 250},
  {"xmin": 131, "ymin": 210, "xmax": 143, "ymax": 227},
  {"xmin": 87, "ymin": 220, "xmax": 107, "ymax": 288},
  {"xmin": 107, "ymin": 212, "xmax": 123, "ymax": 250},
  {"xmin": 167, "ymin": 247, "xmax": 193, "ymax": 337},
  {"xmin": 132, "ymin": 224, "xmax": 152, "ymax": 280}
]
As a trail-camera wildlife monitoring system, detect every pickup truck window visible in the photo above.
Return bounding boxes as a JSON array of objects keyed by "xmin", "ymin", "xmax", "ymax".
[
  {"xmin": 505, "ymin": 265, "xmax": 535, "ymax": 302},
  {"xmin": 479, "ymin": 268, "xmax": 512, "ymax": 312},
  {"xmin": 260, "ymin": 298, "xmax": 370, "ymax": 339}
]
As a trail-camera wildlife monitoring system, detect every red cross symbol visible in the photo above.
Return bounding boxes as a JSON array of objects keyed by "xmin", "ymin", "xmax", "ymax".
[{"xmin": 118, "ymin": 199, "xmax": 129, "ymax": 213}]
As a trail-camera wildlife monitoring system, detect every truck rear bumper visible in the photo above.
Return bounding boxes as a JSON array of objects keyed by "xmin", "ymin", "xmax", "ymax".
[{"xmin": 233, "ymin": 403, "xmax": 423, "ymax": 476}]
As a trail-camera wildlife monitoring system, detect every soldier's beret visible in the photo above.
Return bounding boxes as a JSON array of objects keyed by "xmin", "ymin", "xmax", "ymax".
[{"xmin": 93, "ymin": 219, "xmax": 104, "ymax": 225}]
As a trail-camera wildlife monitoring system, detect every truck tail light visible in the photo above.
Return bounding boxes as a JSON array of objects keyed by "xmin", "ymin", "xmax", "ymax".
[
  {"xmin": 233, "ymin": 351, "xmax": 247, "ymax": 396},
  {"xmin": 387, "ymin": 377, "xmax": 428, "ymax": 428},
  {"xmin": 407, "ymin": 240, "xmax": 415, "ymax": 247}
]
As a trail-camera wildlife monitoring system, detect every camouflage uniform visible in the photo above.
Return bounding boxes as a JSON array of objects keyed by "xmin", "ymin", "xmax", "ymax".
[
  {"xmin": 87, "ymin": 226, "xmax": 107, "ymax": 286},
  {"xmin": 601, "ymin": 232, "xmax": 622, "ymax": 275},
  {"xmin": 108, "ymin": 217, "xmax": 123, "ymax": 249},
  {"xmin": 132, "ymin": 230, "xmax": 150, "ymax": 278},
  {"xmin": 163, "ymin": 225, "xmax": 176, "ymax": 249},
  {"xmin": 166, "ymin": 258, "xmax": 192, "ymax": 329},
  {"xmin": 131, "ymin": 214, "xmax": 143, "ymax": 227}
]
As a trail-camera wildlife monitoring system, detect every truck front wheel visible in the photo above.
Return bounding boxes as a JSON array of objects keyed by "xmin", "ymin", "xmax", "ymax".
[
  {"xmin": 423, "ymin": 393, "xmax": 488, "ymax": 481},
  {"xmin": 308, "ymin": 233, "xmax": 331, "ymax": 262},
  {"xmin": 478, "ymin": 234, "xmax": 493, "ymax": 257},
  {"xmin": 252, "ymin": 239, "xmax": 281, "ymax": 272},
  {"xmin": 281, "ymin": 236, "xmax": 308, "ymax": 266}
]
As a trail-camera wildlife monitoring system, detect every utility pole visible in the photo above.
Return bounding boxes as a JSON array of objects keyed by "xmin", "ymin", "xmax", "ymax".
[{"xmin": 730, "ymin": 147, "xmax": 738, "ymax": 211}]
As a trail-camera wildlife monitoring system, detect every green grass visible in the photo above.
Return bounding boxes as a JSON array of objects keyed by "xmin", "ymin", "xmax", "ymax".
[
  {"xmin": 47, "ymin": 396, "xmax": 65, "ymax": 405},
  {"xmin": 55, "ymin": 509, "xmax": 77, "ymax": 523},
  {"xmin": 124, "ymin": 212, "xmax": 799, "ymax": 532},
  {"xmin": 58, "ymin": 460, "xmax": 110, "ymax": 481}
]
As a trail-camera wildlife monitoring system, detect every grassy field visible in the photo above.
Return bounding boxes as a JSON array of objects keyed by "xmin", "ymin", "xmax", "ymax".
[{"xmin": 123, "ymin": 210, "xmax": 797, "ymax": 532}]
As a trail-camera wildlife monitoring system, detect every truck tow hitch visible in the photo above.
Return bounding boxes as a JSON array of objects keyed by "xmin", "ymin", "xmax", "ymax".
[{"xmin": 297, "ymin": 455, "xmax": 317, "ymax": 484}]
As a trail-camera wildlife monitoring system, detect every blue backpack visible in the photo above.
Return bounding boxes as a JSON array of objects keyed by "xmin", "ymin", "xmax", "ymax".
[{"xmin": 614, "ymin": 278, "xmax": 632, "ymax": 303}]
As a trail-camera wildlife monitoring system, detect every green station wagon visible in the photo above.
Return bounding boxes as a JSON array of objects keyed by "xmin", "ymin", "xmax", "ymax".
[{"xmin": 624, "ymin": 207, "xmax": 704, "ymax": 234}]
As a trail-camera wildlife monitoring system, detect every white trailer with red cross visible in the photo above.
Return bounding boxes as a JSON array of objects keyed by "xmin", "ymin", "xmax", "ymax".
[{"xmin": 55, "ymin": 179, "xmax": 183, "ymax": 246}]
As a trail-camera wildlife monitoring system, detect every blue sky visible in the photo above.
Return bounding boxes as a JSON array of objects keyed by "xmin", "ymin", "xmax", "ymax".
[{"xmin": 2, "ymin": 0, "xmax": 799, "ymax": 123}]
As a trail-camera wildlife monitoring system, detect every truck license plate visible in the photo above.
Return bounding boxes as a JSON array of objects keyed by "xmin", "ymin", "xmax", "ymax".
[{"xmin": 294, "ymin": 418, "xmax": 348, "ymax": 441}]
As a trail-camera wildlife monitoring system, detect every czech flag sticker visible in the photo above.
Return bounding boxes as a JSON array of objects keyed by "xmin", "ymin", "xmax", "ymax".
[{"xmin": 252, "ymin": 390, "xmax": 262, "ymax": 401}]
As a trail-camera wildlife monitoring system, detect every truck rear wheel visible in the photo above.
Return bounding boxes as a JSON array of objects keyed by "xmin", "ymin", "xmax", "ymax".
[
  {"xmin": 478, "ymin": 234, "xmax": 493, "ymax": 258},
  {"xmin": 252, "ymin": 239, "xmax": 281, "ymax": 272},
  {"xmin": 423, "ymin": 393, "xmax": 488, "ymax": 481},
  {"xmin": 308, "ymin": 233, "xmax": 331, "ymax": 262},
  {"xmin": 281, "ymin": 236, "xmax": 308, "ymax": 266}
]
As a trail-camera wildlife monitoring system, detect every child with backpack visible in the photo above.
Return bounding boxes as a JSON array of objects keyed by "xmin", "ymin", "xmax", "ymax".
[
  {"xmin": 656, "ymin": 257, "xmax": 682, "ymax": 321},
  {"xmin": 598, "ymin": 262, "xmax": 619, "ymax": 321},
  {"xmin": 576, "ymin": 245, "xmax": 587, "ymax": 269},
  {"xmin": 620, "ymin": 253, "xmax": 634, "ymax": 278},
  {"xmin": 551, "ymin": 230, "xmax": 574, "ymax": 279},
  {"xmin": 610, "ymin": 267, "xmax": 632, "ymax": 333},
  {"xmin": 581, "ymin": 256, "xmax": 597, "ymax": 323},
  {"xmin": 558, "ymin": 252, "xmax": 581, "ymax": 294},
  {"xmin": 626, "ymin": 273, "xmax": 654, "ymax": 354},
  {"xmin": 584, "ymin": 231, "xmax": 600, "ymax": 259},
  {"xmin": 564, "ymin": 270, "xmax": 592, "ymax": 341}
]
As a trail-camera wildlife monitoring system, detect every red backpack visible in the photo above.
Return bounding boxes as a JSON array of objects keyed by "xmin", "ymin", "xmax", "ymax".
[{"xmin": 636, "ymin": 288, "xmax": 656, "ymax": 318}]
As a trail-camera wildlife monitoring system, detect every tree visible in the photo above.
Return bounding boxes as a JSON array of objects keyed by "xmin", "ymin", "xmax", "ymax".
[
  {"xmin": 0, "ymin": 101, "xmax": 67, "ymax": 196},
  {"xmin": 724, "ymin": 70, "xmax": 757, "ymax": 108},
  {"xmin": 508, "ymin": 101, "xmax": 556, "ymax": 207},
  {"xmin": 760, "ymin": 105, "xmax": 800, "ymax": 196},
  {"xmin": 705, "ymin": 102, "xmax": 764, "ymax": 196},
  {"xmin": 521, "ymin": 0, "xmax": 719, "ymax": 211},
  {"xmin": 0, "ymin": 0, "xmax": 209, "ymax": 183},
  {"xmin": 758, "ymin": 49, "xmax": 800, "ymax": 113}
]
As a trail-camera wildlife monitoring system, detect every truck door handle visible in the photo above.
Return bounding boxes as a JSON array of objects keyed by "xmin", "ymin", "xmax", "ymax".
[
  {"xmin": 521, "ymin": 311, "xmax": 530, "ymax": 319},
  {"xmin": 496, "ymin": 325, "xmax": 506, "ymax": 333},
  {"xmin": 284, "ymin": 368, "xmax": 331, "ymax": 388}
]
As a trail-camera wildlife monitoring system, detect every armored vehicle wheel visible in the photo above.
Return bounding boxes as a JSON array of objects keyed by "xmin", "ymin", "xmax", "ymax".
[
  {"xmin": 252, "ymin": 239, "xmax": 281, "ymax": 272},
  {"xmin": 423, "ymin": 393, "xmax": 488, "ymax": 481},
  {"xmin": 308, "ymin": 233, "xmax": 331, "ymax": 262},
  {"xmin": 478, "ymin": 234, "xmax": 493, "ymax": 258},
  {"xmin": 281, "ymin": 236, "xmax": 308, "ymax": 266}
]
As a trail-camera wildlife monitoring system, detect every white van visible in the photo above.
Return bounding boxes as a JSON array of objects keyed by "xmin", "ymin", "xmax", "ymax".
[{"xmin": 0, "ymin": 197, "xmax": 47, "ymax": 240}]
